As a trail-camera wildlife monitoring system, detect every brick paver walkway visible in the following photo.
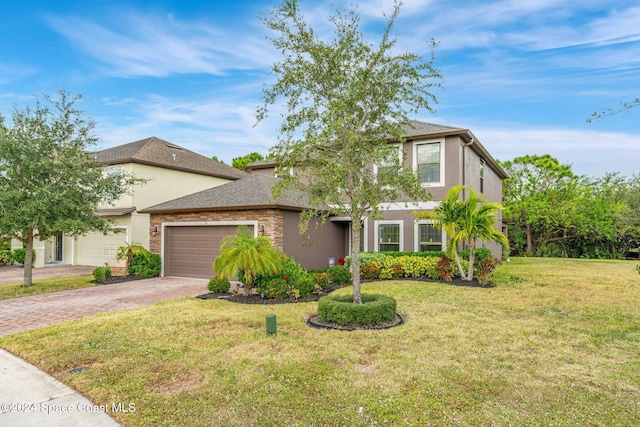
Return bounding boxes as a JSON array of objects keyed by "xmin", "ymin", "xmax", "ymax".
[
  {"xmin": 0, "ymin": 265, "xmax": 96, "ymax": 284},
  {"xmin": 0, "ymin": 277, "xmax": 208, "ymax": 336}
]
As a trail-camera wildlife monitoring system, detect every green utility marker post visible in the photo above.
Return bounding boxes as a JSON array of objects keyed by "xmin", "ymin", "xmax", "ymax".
[{"xmin": 266, "ymin": 314, "xmax": 277, "ymax": 336}]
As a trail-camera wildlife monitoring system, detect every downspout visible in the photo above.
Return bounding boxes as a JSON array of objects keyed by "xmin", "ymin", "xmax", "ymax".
[
  {"xmin": 462, "ymin": 137, "xmax": 475, "ymax": 201},
  {"xmin": 461, "ymin": 137, "xmax": 475, "ymax": 251}
]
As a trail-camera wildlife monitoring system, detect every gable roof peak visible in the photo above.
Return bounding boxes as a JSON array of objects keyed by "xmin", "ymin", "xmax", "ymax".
[{"xmin": 93, "ymin": 137, "xmax": 247, "ymax": 180}]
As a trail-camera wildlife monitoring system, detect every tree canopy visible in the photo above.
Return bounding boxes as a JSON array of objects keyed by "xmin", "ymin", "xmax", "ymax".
[
  {"xmin": 232, "ymin": 152, "xmax": 264, "ymax": 171},
  {"xmin": 257, "ymin": 0, "xmax": 441, "ymax": 303},
  {"xmin": 0, "ymin": 90, "xmax": 141, "ymax": 286},
  {"xmin": 499, "ymin": 154, "xmax": 640, "ymax": 258}
]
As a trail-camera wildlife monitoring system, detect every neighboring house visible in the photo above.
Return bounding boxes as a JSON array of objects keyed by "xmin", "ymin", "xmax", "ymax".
[
  {"xmin": 24, "ymin": 137, "xmax": 247, "ymax": 268},
  {"xmin": 139, "ymin": 121, "xmax": 507, "ymax": 279}
]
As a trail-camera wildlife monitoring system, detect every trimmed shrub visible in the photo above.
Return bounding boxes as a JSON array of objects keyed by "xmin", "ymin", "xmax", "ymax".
[
  {"xmin": 12, "ymin": 248, "xmax": 36, "ymax": 265},
  {"xmin": 208, "ymin": 276, "xmax": 231, "ymax": 293},
  {"xmin": 360, "ymin": 262, "xmax": 381, "ymax": 280},
  {"xmin": 0, "ymin": 250, "xmax": 12, "ymax": 265},
  {"xmin": 327, "ymin": 265, "xmax": 352, "ymax": 285},
  {"xmin": 318, "ymin": 293, "xmax": 397, "ymax": 325},
  {"xmin": 436, "ymin": 256, "xmax": 454, "ymax": 282},
  {"xmin": 475, "ymin": 257, "xmax": 501, "ymax": 286},
  {"xmin": 128, "ymin": 253, "xmax": 161, "ymax": 278},
  {"xmin": 310, "ymin": 272, "xmax": 330, "ymax": 290},
  {"xmin": 296, "ymin": 275, "xmax": 316, "ymax": 298},
  {"xmin": 263, "ymin": 277, "xmax": 289, "ymax": 299},
  {"xmin": 458, "ymin": 248, "xmax": 493, "ymax": 262},
  {"xmin": 380, "ymin": 250, "xmax": 446, "ymax": 258},
  {"xmin": 92, "ymin": 265, "xmax": 112, "ymax": 282}
]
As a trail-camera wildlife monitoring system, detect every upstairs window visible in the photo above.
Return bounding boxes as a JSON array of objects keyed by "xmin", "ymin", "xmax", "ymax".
[
  {"xmin": 414, "ymin": 141, "xmax": 443, "ymax": 185},
  {"xmin": 375, "ymin": 144, "xmax": 401, "ymax": 181}
]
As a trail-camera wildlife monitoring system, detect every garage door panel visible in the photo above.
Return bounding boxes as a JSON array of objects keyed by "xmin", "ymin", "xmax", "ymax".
[
  {"xmin": 77, "ymin": 232, "xmax": 127, "ymax": 267},
  {"xmin": 165, "ymin": 225, "xmax": 248, "ymax": 279}
]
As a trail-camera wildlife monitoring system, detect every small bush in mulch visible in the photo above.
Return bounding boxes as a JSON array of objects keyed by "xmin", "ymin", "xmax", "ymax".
[{"xmin": 196, "ymin": 284, "xmax": 345, "ymax": 304}]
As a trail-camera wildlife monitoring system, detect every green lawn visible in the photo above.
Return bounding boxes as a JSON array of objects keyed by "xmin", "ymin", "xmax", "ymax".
[
  {"xmin": 0, "ymin": 275, "xmax": 96, "ymax": 300},
  {"xmin": 1, "ymin": 258, "xmax": 639, "ymax": 426}
]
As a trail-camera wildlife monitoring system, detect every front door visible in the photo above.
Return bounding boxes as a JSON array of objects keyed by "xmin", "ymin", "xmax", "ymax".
[{"xmin": 55, "ymin": 233, "xmax": 63, "ymax": 262}]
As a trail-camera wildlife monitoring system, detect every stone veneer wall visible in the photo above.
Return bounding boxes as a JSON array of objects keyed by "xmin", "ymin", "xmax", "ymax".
[{"xmin": 148, "ymin": 208, "xmax": 285, "ymax": 254}]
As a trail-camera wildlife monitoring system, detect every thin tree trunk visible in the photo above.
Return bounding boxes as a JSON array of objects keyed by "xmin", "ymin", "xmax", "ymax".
[
  {"xmin": 466, "ymin": 238, "xmax": 475, "ymax": 281},
  {"xmin": 454, "ymin": 253, "xmax": 466, "ymax": 279},
  {"xmin": 526, "ymin": 222, "xmax": 533, "ymax": 254},
  {"xmin": 351, "ymin": 222, "xmax": 362, "ymax": 304},
  {"xmin": 23, "ymin": 228, "xmax": 34, "ymax": 287}
]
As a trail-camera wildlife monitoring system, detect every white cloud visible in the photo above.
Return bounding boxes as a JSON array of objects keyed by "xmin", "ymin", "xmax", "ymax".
[
  {"xmin": 471, "ymin": 125, "xmax": 640, "ymax": 177},
  {"xmin": 45, "ymin": 10, "xmax": 275, "ymax": 78}
]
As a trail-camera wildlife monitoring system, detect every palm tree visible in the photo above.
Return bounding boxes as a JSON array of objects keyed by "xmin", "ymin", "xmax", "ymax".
[
  {"xmin": 212, "ymin": 226, "xmax": 282, "ymax": 296},
  {"xmin": 116, "ymin": 242, "xmax": 150, "ymax": 274},
  {"xmin": 414, "ymin": 185, "xmax": 509, "ymax": 281},
  {"xmin": 454, "ymin": 186, "xmax": 509, "ymax": 280},
  {"xmin": 414, "ymin": 185, "xmax": 467, "ymax": 278}
]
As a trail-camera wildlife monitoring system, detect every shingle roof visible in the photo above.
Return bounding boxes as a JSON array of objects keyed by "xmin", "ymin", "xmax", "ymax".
[
  {"xmin": 139, "ymin": 174, "xmax": 314, "ymax": 213},
  {"xmin": 93, "ymin": 137, "xmax": 247, "ymax": 180},
  {"xmin": 402, "ymin": 120, "xmax": 465, "ymax": 137}
]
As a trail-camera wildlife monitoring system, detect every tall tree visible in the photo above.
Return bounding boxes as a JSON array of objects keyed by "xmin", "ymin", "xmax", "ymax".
[
  {"xmin": 0, "ymin": 90, "xmax": 141, "ymax": 286},
  {"xmin": 415, "ymin": 185, "xmax": 508, "ymax": 281},
  {"xmin": 257, "ymin": 0, "xmax": 441, "ymax": 304},
  {"xmin": 499, "ymin": 154, "xmax": 577, "ymax": 254},
  {"xmin": 232, "ymin": 152, "xmax": 264, "ymax": 171}
]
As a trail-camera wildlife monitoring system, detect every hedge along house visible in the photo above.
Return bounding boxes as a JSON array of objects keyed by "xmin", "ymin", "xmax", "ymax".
[
  {"xmin": 139, "ymin": 174, "xmax": 347, "ymax": 279},
  {"xmin": 247, "ymin": 121, "xmax": 509, "ymax": 259},
  {"xmin": 18, "ymin": 137, "xmax": 247, "ymax": 269}
]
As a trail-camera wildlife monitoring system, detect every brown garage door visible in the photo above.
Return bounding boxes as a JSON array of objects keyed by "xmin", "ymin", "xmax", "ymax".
[{"xmin": 164, "ymin": 225, "xmax": 247, "ymax": 279}]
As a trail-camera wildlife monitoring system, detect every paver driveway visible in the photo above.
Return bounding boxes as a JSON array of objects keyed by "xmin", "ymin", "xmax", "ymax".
[{"xmin": 0, "ymin": 277, "xmax": 208, "ymax": 336}]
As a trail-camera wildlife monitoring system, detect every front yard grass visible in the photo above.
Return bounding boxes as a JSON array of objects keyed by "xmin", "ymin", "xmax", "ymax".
[
  {"xmin": 1, "ymin": 257, "xmax": 639, "ymax": 426},
  {"xmin": 0, "ymin": 275, "xmax": 95, "ymax": 300}
]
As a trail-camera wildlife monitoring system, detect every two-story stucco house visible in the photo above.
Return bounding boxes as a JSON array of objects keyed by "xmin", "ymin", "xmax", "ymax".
[
  {"xmin": 140, "ymin": 121, "xmax": 507, "ymax": 279},
  {"xmin": 25, "ymin": 137, "xmax": 247, "ymax": 268}
]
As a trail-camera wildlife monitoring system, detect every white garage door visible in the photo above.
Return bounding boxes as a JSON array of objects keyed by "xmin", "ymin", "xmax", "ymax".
[{"xmin": 77, "ymin": 231, "xmax": 128, "ymax": 267}]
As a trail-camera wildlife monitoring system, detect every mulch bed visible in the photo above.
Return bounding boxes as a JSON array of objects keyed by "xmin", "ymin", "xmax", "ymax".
[
  {"xmin": 307, "ymin": 313, "xmax": 404, "ymax": 331},
  {"xmin": 196, "ymin": 284, "xmax": 345, "ymax": 304},
  {"xmin": 91, "ymin": 275, "xmax": 150, "ymax": 285}
]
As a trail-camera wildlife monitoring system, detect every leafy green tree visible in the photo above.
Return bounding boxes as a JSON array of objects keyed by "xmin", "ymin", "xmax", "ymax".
[
  {"xmin": 0, "ymin": 90, "xmax": 141, "ymax": 287},
  {"xmin": 212, "ymin": 226, "xmax": 282, "ymax": 296},
  {"xmin": 211, "ymin": 155, "xmax": 225, "ymax": 164},
  {"xmin": 499, "ymin": 154, "xmax": 577, "ymax": 254},
  {"xmin": 415, "ymin": 185, "xmax": 508, "ymax": 281},
  {"xmin": 414, "ymin": 185, "xmax": 467, "ymax": 278},
  {"xmin": 231, "ymin": 152, "xmax": 264, "ymax": 171},
  {"xmin": 257, "ymin": 0, "xmax": 441, "ymax": 304}
]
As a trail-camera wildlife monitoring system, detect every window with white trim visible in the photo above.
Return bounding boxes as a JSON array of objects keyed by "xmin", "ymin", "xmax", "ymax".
[
  {"xmin": 418, "ymin": 223, "xmax": 443, "ymax": 252},
  {"xmin": 374, "ymin": 143, "xmax": 402, "ymax": 181},
  {"xmin": 376, "ymin": 221, "xmax": 403, "ymax": 252},
  {"xmin": 414, "ymin": 140, "xmax": 444, "ymax": 186}
]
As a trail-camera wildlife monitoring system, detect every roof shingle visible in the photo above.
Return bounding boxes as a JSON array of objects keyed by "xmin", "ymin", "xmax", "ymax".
[
  {"xmin": 139, "ymin": 175, "xmax": 313, "ymax": 213},
  {"xmin": 93, "ymin": 137, "xmax": 247, "ymax": 180}
]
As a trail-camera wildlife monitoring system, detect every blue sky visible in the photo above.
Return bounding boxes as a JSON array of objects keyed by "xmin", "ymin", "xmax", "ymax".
[{"xmin": 1, "ymin": 0, "xmax": 638, "ymax": 177}]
